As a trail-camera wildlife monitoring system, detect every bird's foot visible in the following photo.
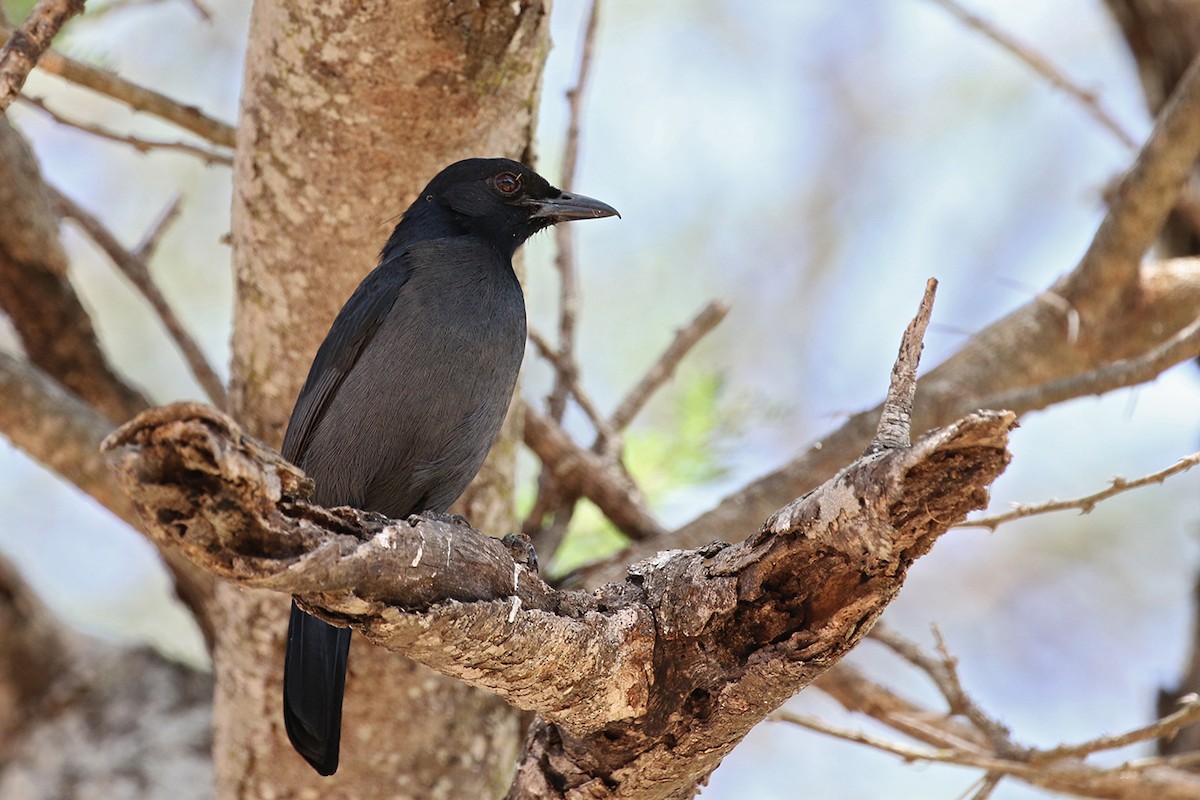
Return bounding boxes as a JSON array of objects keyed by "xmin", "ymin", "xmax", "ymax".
[
  {"xmin": 412, "ymin": 510, "xmax": 471, "ymax": 527},
  {"xmin": 500, "ymin": 533, "xmax": 539, "ymax": 573}
]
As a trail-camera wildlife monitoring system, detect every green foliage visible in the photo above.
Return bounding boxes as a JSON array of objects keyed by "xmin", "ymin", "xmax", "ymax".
[
  {"xmin": 3, "ymin": 0, "xmax": 39, "ymax": 23},
  {"xmin": 549, "ymin": 371, "xmax": 731, "ymax": 575}
]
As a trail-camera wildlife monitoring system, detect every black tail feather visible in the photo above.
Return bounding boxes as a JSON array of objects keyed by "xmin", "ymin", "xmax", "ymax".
[{"xmin": 283, "ymin": 600, "xmax": 352, "ymax": 776}]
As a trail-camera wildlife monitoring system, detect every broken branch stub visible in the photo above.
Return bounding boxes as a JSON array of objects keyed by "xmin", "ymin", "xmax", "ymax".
[{"xmin": 102, "ymin": 398, "xmax": 1013, "ymax": 798}]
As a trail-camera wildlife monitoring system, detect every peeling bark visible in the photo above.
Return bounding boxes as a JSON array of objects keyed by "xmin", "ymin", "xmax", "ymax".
[{"xmin": 104, "ymin": 401, "xmax": 1014, "ymax": 797}]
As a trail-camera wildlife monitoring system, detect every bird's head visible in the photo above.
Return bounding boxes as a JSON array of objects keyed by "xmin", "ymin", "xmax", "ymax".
[{"xmin": 410, "ymin": 158, "xmax": 619, "ymax": 256}]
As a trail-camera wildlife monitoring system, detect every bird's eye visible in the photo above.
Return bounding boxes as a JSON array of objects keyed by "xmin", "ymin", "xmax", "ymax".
[{"xmin": 493, "ymin": 172, "xmax": 522, "ymax": 196}]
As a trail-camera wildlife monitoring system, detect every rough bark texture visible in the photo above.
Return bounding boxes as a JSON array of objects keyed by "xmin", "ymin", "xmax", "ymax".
[
  {"xmin": 104, "ymin": 401, "xmax": 1014, "ymax": 798},
  {"xmin": 224, "ymin": 0, "xmax": 550, "ymax": 795}
]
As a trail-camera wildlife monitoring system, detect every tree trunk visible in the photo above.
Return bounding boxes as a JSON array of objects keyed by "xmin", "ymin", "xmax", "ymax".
[{"xmin": 220, "ymin": 0, "xmax": 550, "ymax": 795}]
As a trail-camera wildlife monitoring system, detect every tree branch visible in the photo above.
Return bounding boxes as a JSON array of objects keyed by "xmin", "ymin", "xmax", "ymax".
[
  {"xmin": 645, "ymin": 47, "xmax": 1200, "ymax": 566},
  {"xmin": 521, "ymin": 401, "xmax": 665, "ymax": 540},
  {"xmin": 578, "ymin": 50, "xmax": 1200, "ymax": 582},
  {"xmin": 810, "ymin": 662, "xmax": 1200, "ymax": 800},
  {"xmin": 0, "ymin": 0, "xmax": 85, "ymax": 114},
  {"xmin": 102, "ymin": 282, "xmax": 1013, "ymax": 797},
  {"xmin": 0, "ymin": 554, "xmax": 213, "ymax": 796},
  {"xmin": 0, "ymin": 23, "xmax": 236, "ymax": 147},
  {"xmin": 962, "ymin": 450, "xmax": 1200, "ymax": 530},
  {"xmin": 21, "ymin": 95, "xmax": 233, "ymax": 165},
  {"xmin": 101, "ymin": 388, "xmax": 1011, "ymax": 798},
  {"xmin": 870, "ymin": 279, "xmax": 936, "ymax": 452},
  {"xmin": 51, "ymin": 186, "xmax": 228, "ymax": 408},
  {"xmin": 609, "ymin": 298, "xmax": 730, "ymax": 433},
  {"xmin": 928, "ymin": 0, "xmax": 1137, "ymax": 149},
  {"xmin": 0, "ymin": 351, "xmax": 216, "ymax": 645}
]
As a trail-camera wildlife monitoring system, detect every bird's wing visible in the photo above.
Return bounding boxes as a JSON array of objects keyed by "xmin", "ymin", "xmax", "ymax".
[{"xmin": 281, "ymin": 256, "xmax": 410, "ymax": 463}]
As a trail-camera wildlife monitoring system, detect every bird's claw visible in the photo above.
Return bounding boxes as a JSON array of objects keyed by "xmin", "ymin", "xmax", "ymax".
[{"xmin": 500, "ymin": 533, "xmax": 539, "ymax": 573}]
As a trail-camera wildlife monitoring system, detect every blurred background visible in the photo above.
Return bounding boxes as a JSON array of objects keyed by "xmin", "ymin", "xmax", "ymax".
[{"xmin": 2, "ymin": 0, "xmax": 1197, "ymax": 797}]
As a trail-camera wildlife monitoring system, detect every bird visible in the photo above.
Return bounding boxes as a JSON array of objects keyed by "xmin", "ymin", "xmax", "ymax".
[{"xmin": 280, "ymin": 157, "xmax": 618, "ymax": 776}]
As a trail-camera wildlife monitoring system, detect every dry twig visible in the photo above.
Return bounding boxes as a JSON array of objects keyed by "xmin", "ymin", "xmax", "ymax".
[
  {"xmin": 0, "ymin": 23, "xmax": 236, "ymax": 147},
  {"xmin": 870, "ymin": 278, "xmax": 936, "ymax": 452},
  {"xmin": 1034, "ymin": 694, "xmax": 1200, "ymax": 762},
  {"xmin": 0, "ymin": 0, "xmax": 84, "ymax": 113},
  {"xmin": 21, "ymin": 95, "xmax": 233, "ymax": 164},
  {"xmin": 978, "ymin": 314, "xmax": 1200, "ymax": 416},
  {"xmin": 528, "ymin": 326, "xmax": 619, "ymax": 446},
  {"xmin": 521, "ymin": 401, "xmax": 665, "ymax": 540},
  {"xmin": 806, "ymin": 662, "xmax": 1200, "ymax": 799},
  {"xmin": 609, "ymin": 299, "xmax": 730, "ymax": 432},
  {"xmin": 961, "ymin": 450, "xmax": 1200, "ymax": 530},
  {"xmin": 545, "ymin": 0, "xmax": 602, "ymax": 425},
  {"xmin": 927, "ymin": 0, "xmax": 1137, "ymax": 149},
  {"xmin": 51, "ymin": 187, "xmax": 228, "ymax": 407},
  {"xmin": 870, "ymin": 624, "xmax": 1019, "ymax": 757}
]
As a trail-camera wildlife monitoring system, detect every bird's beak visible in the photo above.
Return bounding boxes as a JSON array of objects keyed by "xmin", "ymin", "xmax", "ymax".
[{"xmin": 527, "ymin": 192, "xmax": 620, "ymax": 222}]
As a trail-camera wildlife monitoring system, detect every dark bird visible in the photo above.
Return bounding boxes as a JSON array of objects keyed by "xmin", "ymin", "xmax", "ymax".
[{"xmin": 280, "ymin": 158, "xmax": 618, "ymax": 776}]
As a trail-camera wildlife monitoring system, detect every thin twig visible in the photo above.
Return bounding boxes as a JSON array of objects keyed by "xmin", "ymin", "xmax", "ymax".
[
  {"xmin": 965, "ymin": 773, "xmax": 1003, "ymax": 800},
  {"xmin": 546, "ymin": 0, "xmax": 602, "ymax": 425},
  {"xmin": 869, "ymin": 278, "xmax": 937, "ymax": 452},
  {"xmin": 1032, "ymin": 694, "xmax": 1200, "ymax": 763},
  {"xmin": 21, "ymin": 95, "xmax": 233, "ymax": 165},
  {"xmin": 0, "ymin": 23, "xmax": 236, "ymax": 147},
  {"xmin": 609, "ymin": 299, "xmax": 731, "ymax": 433},
  {"xmin": 980, "ymin": 314, "xmax": 1200, "ymax": 416},
  {"xmin": 871, "ymin": 623, "xmax": 1020, "ymax": 757},
  {"xmin": 961, "ymin": 451, "xmax": 1200, "ymax": 530},
  {"xmin": 133, "ymin": 195, "xmax": 183, "ymax": 262},
  {"xmin": 526, "ymin": 0, "xmax": 606, "ymax": 552},
  {"xmin": 803, "ymin": 664, "xmax": 1200, "ymax": 798},
  {"xmin": 51, "ymin": 187, "xmax": 228, "ymax": 407},
  {"xmin": 181, "ymin": 0, "xmax": 213, "ymax": 21},
  {"xmin": 927, "ymin": 0, "xmax": 1136, "ymax": 149},
  {"xmin": 770, "ymin": 709, "xmax": 975, "ymax": 765},
  {"xmin": 89, "ymin": 0, "xmax": 212, "ymax": 22},
  {"xmin": 528, "ymin": 326, "xmax": 621, "ymax": 447},
  {"xmin": 930, "ymin": 626, "xmax": 1021, "ymax": 757},
  {"xmin": 0, "ymin": 0, "xmax": 84, "ymax": 114}
]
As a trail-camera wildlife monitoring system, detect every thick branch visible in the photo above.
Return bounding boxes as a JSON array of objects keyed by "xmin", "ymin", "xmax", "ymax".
[
  {"xmin": 0, "ymin": 118, "xmax": 149, "ymax": 424},
  {"xmin": 521, "ymin": 401, "xmax": 665, "ymax": 540},
  {"xmin": 0, "ymin": 352, "xmax": 216, "ymax": 645},
  {"xmin": 103, "ymin": 397, "xmax": 1012, "ymax": 798}
]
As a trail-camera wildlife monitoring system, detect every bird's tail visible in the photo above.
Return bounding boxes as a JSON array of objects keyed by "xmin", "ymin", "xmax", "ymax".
[{"xmin": 283, "ymin": 600, "xmax": 352, "ymax": 776}]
